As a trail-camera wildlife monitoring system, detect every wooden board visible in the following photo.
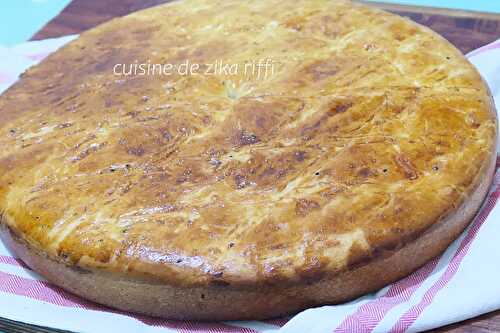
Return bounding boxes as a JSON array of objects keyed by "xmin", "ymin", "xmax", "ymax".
[
  {"xmin": 21, "ymin": 1, "xmax": 500, "ymax": 332},
  {"xmin": 31, "ymin": 0, "xmax": 500, "ymax": 54}
]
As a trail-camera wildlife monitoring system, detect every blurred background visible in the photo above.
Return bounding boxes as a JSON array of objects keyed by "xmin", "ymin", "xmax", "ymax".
[
  {"xmin": 1, "ymin": 0, "xmax": 500, "ymax": 46},
  {"xmin": 0, "ymin": 0, "xmax": 71, "ymax": 46}
]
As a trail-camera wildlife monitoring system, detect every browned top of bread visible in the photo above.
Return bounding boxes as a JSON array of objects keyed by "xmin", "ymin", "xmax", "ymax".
[{"xmin": 0, "ymin": 0, "xmax": 497, "ymax": 289}]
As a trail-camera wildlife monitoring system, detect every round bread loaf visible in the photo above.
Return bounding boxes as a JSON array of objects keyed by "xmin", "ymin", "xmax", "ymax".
[{"xmin": 0, "ymin": 0, "xmax": 497, "ymax": 320}]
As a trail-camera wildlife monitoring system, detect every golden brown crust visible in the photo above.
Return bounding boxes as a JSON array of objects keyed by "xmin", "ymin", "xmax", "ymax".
[
  {"xmin": 1, "ymin": 148, "xmax": 495, "ymax": 320},
  {"xmin": 0, "ymin": 0, "xmax": 497, "ymax": 320}
]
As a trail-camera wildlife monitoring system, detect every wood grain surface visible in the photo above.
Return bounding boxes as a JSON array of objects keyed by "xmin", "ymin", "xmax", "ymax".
[
  {"xmin": 31, "ymin": 0, "xmax": 500, "ymax": 54},
  {"xmin": 0, "ymin": 316, "xmax": 70, "ymax": 333},
  {"xmin": 26, "ymin": 1, "xmax": 500, "ymax": 332}
]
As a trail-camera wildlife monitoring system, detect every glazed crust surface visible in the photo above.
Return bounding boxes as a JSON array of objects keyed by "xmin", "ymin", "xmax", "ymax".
[{"xmin": 0, "ymin": 0, "xmax": 497, "ymax": 319}]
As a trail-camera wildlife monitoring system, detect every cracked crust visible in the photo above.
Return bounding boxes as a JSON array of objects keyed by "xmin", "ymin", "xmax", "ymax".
[{"xmin": 0, "ymin": 0, "xmax": 497, "ymax": 320}]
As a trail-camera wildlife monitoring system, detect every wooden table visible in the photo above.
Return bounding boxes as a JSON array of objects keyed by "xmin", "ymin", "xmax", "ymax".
[
  {"xmin": 26, "ymin": 1, "xmax": 500, "ymax": 332},
  {"xmin": 32, "ymin": 0, "xmax": 500, "ymax": 54}
]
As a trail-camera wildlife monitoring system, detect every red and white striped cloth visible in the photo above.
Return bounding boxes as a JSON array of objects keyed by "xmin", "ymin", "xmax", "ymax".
[{"xmin": 0, "ymin": 37, "xmax": 499, "ymax": 333}]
